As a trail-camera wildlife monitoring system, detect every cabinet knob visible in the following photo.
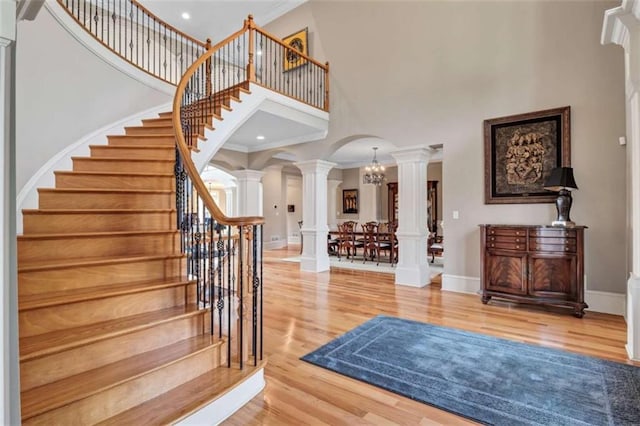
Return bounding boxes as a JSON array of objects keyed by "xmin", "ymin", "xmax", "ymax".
[
  {"xmin": 516, "ymin": 245, "xmax": 520, "ymax": 249},
  {"xmin": 515, "ymin": 238, "xmax": 520, "ymax": 242},
  {"xmin": 516, "ymin": 232, "xmax": 520, "ymax": 235},
  {"xmin": 490, "ymin": 244, "xmax": 495, "ymax": 247},
  {"xmin": 490, "ymin": 237, "xmax": 495, "ymax": 241},
  {"xmin": 490, "ymin": 231, "xmax": 495, "ymax": 235},
  {"xmin": 565, "ymin": 247, "xmax": 570, "ymax": 251}
]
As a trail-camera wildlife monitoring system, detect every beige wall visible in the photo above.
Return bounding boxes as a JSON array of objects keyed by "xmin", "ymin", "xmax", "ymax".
[
  {"xmin": 261, "ymin": 167, "xmax": 287, "ymax": 245},
  {"xmin": 286, "ymin": 175, "xmax": 303, "ymax": 242},
  {"xmin": 268, "ymin": 1, "xmax": 627, "ymax": 293}
]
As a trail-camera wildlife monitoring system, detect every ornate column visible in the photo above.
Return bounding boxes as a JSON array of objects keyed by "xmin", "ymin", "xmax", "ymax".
[
  {"xmin": 391, "ymin": 147, "xmax": 431, "ymax": 287},
  {"xmin": 232, "ymin": 170, "xmax": 264, "ymax": 217},
  {"xmin": 1, "ymin": 1, "xmax": 19, "ymax": 422},
  {"xmin": 294, "ymin": 160, "xmax": 336, "ymax": 272},
  {"xmin": 327, "ymin": 179, "xmax": 342, "ymax": 231},
  {"xmin": 602, "ymin": 0, "xmax": 640, "ymax": 361}
]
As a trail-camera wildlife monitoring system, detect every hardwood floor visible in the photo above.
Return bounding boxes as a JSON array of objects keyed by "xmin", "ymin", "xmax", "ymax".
[{"xmin": 224, "ymin": 246, "xmax": 633, "ymax": 425}]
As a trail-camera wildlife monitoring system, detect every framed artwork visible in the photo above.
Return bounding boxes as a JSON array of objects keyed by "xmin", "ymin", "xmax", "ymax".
[
  {"xmin": 484, "ymin": 106, "xmax": 571, "ymax": 204},
  {"xmin": 282, "ymin": 27, "xmax": 308, "ymax": 72},
  {"xmin": 342, "ymin": 189, "xmax": 358, "ymax": 214}
]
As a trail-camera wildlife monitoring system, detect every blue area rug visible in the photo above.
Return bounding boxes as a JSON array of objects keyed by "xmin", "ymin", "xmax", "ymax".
[{"xmin": 301, "ymin": 315, "xmax": 640, "ymax": 425}]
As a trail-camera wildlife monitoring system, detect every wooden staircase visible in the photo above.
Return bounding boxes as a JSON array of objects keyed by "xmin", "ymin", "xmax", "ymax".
[{"xmin": 17, "ymin": 84, "xmax": 258, "ymax": 424}]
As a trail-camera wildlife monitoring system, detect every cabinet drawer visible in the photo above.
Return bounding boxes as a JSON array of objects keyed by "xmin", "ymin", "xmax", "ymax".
[
  {"xmin": 486, "ymin": 227, "xmax": 527, "ymax": 237},
  {"xmin": 487, "ymin": 235, "xmax": 526, "ymax": 244},
  {"xmin": 529, "ymin": 237, "xmax": 575, "ymax": 245},
  {"xmin": 529, "ymin": 228, "xmax": 577, "ymax": 238},
  {"xmin": 530, "ymin": 242, "xmax": 576, "ymax": 253},
  {"xmin": 486, "ymin": 242, "xmax": 526, "ymax": 251}
]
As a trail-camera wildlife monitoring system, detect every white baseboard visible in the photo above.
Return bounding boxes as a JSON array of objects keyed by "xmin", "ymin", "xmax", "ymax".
[
  {"xmin": 175, "ymin": 368, "xmax": 265, "ymax": 426},
  {"xmin": 585, "ymin": 290, "xmax": 626, "ymax": 316},
  {"xmin": 263, "ymin": 240, "xmax": 287, "ymax": 250},
  {"xmin": 441, "ymin": 274, "xmax": 626, "ymax": 317},
  {"xmin": 441, "ymin": 274, "xmax": 480, "ymax": 294},
  {"xmin": 288, "ymin": 236, "xmax": 301, "ymax": 244}
]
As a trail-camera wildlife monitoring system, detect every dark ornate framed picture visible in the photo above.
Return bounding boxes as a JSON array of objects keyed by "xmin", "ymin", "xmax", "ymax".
[
  {"xmin": 342, "ymin": 189, "xmax": 358, "ymax": 214},
  {"xmin": 282, "ymin": 28, "xmax": 308, "ymax": 72},
  {"xmin": 484, "ymin": 106, "xmax": 571, "ymax": 204}
]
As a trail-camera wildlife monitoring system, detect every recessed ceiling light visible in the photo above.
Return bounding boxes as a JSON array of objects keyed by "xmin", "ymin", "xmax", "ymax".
[
  {"xmin": 256, "ymin": 135, "xmax": 265, "ymax": 140},
  {"xmin": 181, "ymin": 12, "xmax": 190, "ymax": 20},
  {"xmin": 257, "ymin": 50, "xmax": 262, "ymax": 56}
]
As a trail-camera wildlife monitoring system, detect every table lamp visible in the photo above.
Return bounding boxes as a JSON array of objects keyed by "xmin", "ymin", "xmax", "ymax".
[{"xmin": 543, "ymin": 167, "xmax": 578, "ymax": 227}]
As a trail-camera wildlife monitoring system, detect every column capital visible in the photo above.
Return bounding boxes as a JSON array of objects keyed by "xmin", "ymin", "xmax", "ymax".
[
  {"xmin": 231, "ymin": 169, "xmax": 264, "ymax": 182},
  {"xmin": 294, "ymin": 160, "xmax": 336, "ymax": 175},
  {"xmin": 602, "ymin": 0, "xmax": 640, "ymax": 50},
  {"xmin": 390, "ymin": 146, "xmax": 432, "ymax": 164}
]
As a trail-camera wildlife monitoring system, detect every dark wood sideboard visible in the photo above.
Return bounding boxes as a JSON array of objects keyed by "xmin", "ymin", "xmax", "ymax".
[{"xmin": 479, "ymin": 224, "xmax": 588, "ymax": 317}]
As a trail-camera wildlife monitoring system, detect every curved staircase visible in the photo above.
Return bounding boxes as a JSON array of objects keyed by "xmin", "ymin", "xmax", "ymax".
[
  {"xmin": 18, "ymin": 84, "xmax": 259, "ymax": 424},
  {"xmin": 17, "ymin": 0, "xmax": 328, "ymax": 422}
]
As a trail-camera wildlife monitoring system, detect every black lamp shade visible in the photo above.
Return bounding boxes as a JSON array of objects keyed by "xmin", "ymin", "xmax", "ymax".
[{"xmin": 544, "ymin": 167, "xmax": 578, "ymax": 192}]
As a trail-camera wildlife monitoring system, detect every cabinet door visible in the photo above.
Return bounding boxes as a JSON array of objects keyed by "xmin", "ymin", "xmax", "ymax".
[
  {"xmin": 485, "ymin": 251, "xmax": 527, "ymax": 295},
  {"xmin": 528, "ymin": 254, "xmax": 576, "ymax": 300}
]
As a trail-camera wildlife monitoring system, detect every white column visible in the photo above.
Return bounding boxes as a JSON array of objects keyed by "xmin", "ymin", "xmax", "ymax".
[
  {"xmin": 603, "ymin": 0, "xmax": 640, "ymax": 361},
  {"xmin": 232, "ymin": 170, "xmax": 264, "ymax": 217},
  {"xmin": 327, "ymin": 179, "xmax": 342, "ymax": 231},
  {"xmin": 391, "ymin": 147, "xmax": 431, "ymax": 287},
  {"xmin": 294, "ymin": 160, "xmax": 336, "ymax": 272},
  {"xmin": 1, "ymin": 1, "xmax": 19, "ymax": 423},
  {"xmin": 224, "ymin": 187, "xmax": 236, "ymax": 217}
]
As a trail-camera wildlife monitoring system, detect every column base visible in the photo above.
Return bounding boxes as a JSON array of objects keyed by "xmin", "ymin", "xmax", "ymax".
[
  {"xmin": 627, "ymin": 274, "xmax": 640, "ymax": 361},
  {"xmin": 395, "ymin": 264, "xmax": 430, "ymax": 287},
  {"xmin": 300, "ymin": 256, "xmax": 330, "ymax": 273}
]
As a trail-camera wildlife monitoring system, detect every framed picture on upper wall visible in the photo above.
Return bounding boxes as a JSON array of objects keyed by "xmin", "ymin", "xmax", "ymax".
[
  {"xmin": 342, "ymin": 189, "xmax": 358, "ymax": 214},
  {"xmin": 282, "ymin": 27, "xmax": 308, "ymax": 72},
  {"xmin": 484, "ymin": 106, "xmax": 571, "ymax": 204}
]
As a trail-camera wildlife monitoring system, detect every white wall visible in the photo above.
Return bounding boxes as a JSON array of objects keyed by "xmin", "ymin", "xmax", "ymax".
[
  {"xmin": 16, "ymin": 7, "xmax": 170, "ymax": 193},
  {"xmin": 268, "ymin": 1, "xmax": 627, "ymax": 293}
]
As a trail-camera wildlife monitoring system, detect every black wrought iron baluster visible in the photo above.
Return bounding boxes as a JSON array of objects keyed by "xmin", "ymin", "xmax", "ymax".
[
  {"xmin": 252, "ymin": 224, "xmax": 258, "ymax": 366},
  {"xmin": 238, "ymin": 225, "xmax": 244, "ymax": 369},
  {"xmin": 216, "ymin": 223, "xmax": 224, "ymax": 338},
  {"xmin": 227, "ymin": 225, "xmax": 233, "ymax": 367},
  {"xmin": 100, "ymin": 0, "xmax": 104, "ymax": 42},
  {"xmin": 258, "ymin": 225, "xmax": 264, "ymax": 361}
]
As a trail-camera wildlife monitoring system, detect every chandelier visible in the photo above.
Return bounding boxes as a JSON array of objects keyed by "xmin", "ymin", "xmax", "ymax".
[{"xmin": 363, "ymin": 147, "xmax": 386, "ymax": 185}]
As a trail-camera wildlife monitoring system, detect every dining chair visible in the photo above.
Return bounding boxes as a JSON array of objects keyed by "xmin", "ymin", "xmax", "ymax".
[
  {"xmin": 361, "ymin": 221, "xmax": 379, "ymax": 264},
  {"xmin": 337, "ymin": 221, "xmax": 361, "ymax": 261}
]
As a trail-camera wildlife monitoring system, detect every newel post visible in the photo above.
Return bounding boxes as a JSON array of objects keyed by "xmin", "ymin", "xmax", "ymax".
[
  {"xmin": 205, "ymin": 38, "xmax": 212, "ymax": 97},
  {"xmin": 246, "ymin": 15, "xmax": 256, "ymax": 83},
  {"xmin": 324, "ymin": 61, "xmax": 330, "ymax": 111}
]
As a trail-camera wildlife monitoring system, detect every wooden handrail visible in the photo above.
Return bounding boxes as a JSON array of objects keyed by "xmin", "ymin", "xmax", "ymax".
[
  {"xmin": 129, "ymin": 0, "xmax": 207, "ymax": 48},
  {"xmin": 172, "ymin": 22, "xmax": 264, "ymax": 227}
]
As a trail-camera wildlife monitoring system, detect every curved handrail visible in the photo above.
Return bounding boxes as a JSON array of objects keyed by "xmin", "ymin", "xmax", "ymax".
[
  {"xmin": 173, "ymin": 20, "xmax": 264, "ymax": 227},
  {"xmin": 56, "ymin": 0, "xmax": 208, "ymax": 85}
]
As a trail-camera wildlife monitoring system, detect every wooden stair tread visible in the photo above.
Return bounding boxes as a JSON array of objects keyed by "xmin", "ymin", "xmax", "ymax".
[
  {"xmin": 108, "ymin": 134, "xmax": 175, "ymax": 139},
  {"xmin": 22, "ymin": 208, "xmax": 176, "ymax": 214},
  {"xmin": 38, "ymin": 187, "xmax": 173, "ymax": 195},
  {"xmin": 21, "ymin": 335, "xmax": 222, "ymax": 420},
  {"xmin": 97, "ymin": 362, "xmax": 265, "ymax": 426},
  {"xmin": 18, "ymin": 229, "xmax": 179, "ymax": 241},
  {"xmin": 71, "ymin": 156, "xmax": 174, "ymax": 163},
  {"xmin": 18, "ymin": 253, "xmax": 185, "ymax": 273},
  {"xmin": 20, "ymin": 304, "xmax": 203, "ymax": 361},
  {"xmin": 89, "ymin": 144, "xmax": 174, "ymax": 150},
  {"xmin": 54, "ymin": 170, "xmax": 174, "ymax": 177},
  {"xmin": 19, "ymin": 277, "xmax": 193, "ymax": 311}
]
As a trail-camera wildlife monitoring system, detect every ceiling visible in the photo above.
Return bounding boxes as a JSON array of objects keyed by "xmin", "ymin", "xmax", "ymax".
[
  {"xmin": 225, "ymin": 111, "xmax": 323, "ymax": 153},
  {"xmin": 328, "ymin": 138, "xmax": 443, "ymax": 169},
  {"xmin": 137, "ymin": 0, "xmax": 305, "ymax": 44}
]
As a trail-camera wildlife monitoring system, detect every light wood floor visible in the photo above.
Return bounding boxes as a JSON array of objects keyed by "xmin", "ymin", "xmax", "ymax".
[{"xmin": 224, "ymin": 246, "xmax": 634, "ymax": 425}]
